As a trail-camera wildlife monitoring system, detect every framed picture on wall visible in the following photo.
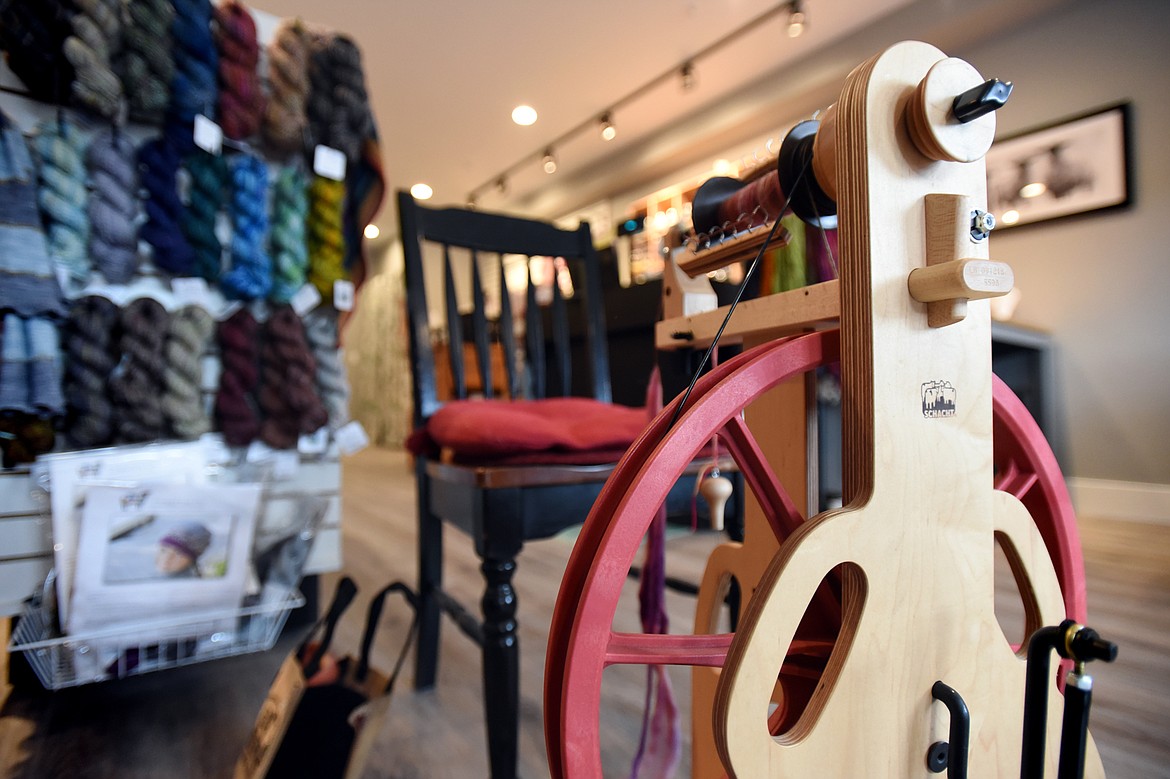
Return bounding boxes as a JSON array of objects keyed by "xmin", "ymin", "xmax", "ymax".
[{"xmin": 985, "ymin": 102, "xmax": 1132, "ymax": 229}]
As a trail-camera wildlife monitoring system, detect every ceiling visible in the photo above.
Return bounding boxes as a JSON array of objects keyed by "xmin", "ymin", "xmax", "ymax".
[{"xmin": 256, "ymin": 0, "xmax": 1069, "ymax": 237}]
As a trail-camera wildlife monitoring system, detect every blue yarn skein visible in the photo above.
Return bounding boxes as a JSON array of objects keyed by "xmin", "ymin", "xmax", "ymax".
[
  {"xmin": 268, "ymin": 165, "xmax": 308, "ymax": 303},
  {"xmin": 35, "ymin": 118, "xmax": 90, "ymax": 293},
  {"xmin": 138, "ymin": 137, "xmax": 196, "ymax": 276},
  {"xmin": 87, "ymin": 131, "xmax": 140, "ymax": 284},
  {"xmin": 221, "ymin": 154, "xmax": 272, "ymax": 301},
  {"xmin": 165, "ymin": 0, "xmax": 218, "ymax": 154}
]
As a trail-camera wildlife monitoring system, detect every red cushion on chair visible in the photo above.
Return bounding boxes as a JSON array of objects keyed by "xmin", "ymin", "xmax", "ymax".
[{"xmin": 407, "ymin": 398, "xmax": 649, "ymax": 465}]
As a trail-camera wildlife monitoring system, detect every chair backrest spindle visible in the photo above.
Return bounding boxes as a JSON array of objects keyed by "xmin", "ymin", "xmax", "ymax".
[
  {"xmin": 525, "ymin": 259, "xmax": 546, "ymax": 399},
  {"xmin": 469, "ymin": 250, "xmax": 493, "ymax": 399},
  {"xmin": 442, "ymin": 244, "xmax": 467, "ymax": 400}
]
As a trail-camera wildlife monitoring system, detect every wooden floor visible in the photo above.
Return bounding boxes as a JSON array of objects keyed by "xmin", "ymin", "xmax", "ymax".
[{"xmin": 2, "ymin": 445, "xmax": 1168, "ymax": 778}]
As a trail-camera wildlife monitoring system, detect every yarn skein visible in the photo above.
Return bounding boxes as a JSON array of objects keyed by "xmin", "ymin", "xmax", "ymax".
[
  {"xmin": 0, "ymin": 314, "xmax": 32, "ymax": 413},
  {"xmin": 25, "ymin": 316, "xmax": 66, "ymax": 415},
  {"xmin": 161, "ymin": 304, "xmax": 215, "ymax": 439},
  {"xmin": 258, "ymin": 304, "xmax": 327, "ymax": 449},
  {"xmin": 214, "ymin": 307, "xmax": 261, "ymax": 446},
  {"xmin": 35, "ymin": 117, "xmax": 90, "ymax": 294},
  {"xmin": 63, "ymin": 294, "xmax": 120, "ymax": 447},
  {"xmin": 262, "ymin": 20, "xmax": 310, "ymax": 157},
  {"xmin": 0, "ymin": 0, "xmax": 76, "ymax": 107},
  {"xmin": 138, "ymin": 137, "xmax": 196, "ymax": 276},
  {"xmin": 269, "ymin": 165, "xmax": 308, "ymax": 304},
  {"xmin": 306, "ymin": 175, "xmax": 346, "ymax": 305},
  {"xmin": 62, "ymin": 0, "xmax": 124, "ymax": 118},
  {"xmin": 119, "ymin": 0, "xmax": 174, "ymax": 123},
  {"xmin": 110, "ymin": 296, "xmax": 169, "ymax": 442},
  {"xmin": 306, "ymin": 33, "xmax": 375, "ymax": 162},
  {"xmin": 86, "ymin": 130, "xmax": 140, "ymax": 284},
  {"xmin": 303, "ymin": 307, "xmax": 349, "ymax": 429},
  {"xmin": 166, "ymin": 0, "xmax": 218, "ymax": 153},
  {"xmin": 220, "ymin": 154, "xmax": 272, "ymax": 300},
  {"xmin": 213, "ymin": 0, "xmax": 265, "ymax": 141},
  {"xmin": 182, "ymin": 150, "xmax": 229, "ymax": 282}
]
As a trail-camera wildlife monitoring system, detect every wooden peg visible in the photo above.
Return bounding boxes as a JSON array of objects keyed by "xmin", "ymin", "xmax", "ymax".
[{"xmin": 699, "ymin": 474, "xmax": 734, "ymax": 531}]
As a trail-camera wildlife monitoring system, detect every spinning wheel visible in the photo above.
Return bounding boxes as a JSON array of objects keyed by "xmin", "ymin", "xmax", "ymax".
[
  {"xmin": 545, "ymin": 332, "xmax": 1087, "ymax": 778},
  {"xmin": 546, "ymin": 40, "xmax": 1102, "ymax": 779}
]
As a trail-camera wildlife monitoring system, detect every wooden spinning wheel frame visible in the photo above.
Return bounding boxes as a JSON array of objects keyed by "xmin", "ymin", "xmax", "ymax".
[{"xmin": 545, "ymin": 40, "xmax": 1100, "ymax": 779}]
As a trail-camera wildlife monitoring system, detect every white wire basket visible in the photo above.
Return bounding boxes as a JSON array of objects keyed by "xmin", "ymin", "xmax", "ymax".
[{"xmin": 7, "ymin": 589, "xmax": 304, "ymax": 690}]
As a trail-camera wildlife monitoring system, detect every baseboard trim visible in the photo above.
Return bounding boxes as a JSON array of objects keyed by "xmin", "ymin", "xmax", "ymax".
[{"xmin": 1067, "ymin": 477, "xmax": 1170, "ymax": 525}]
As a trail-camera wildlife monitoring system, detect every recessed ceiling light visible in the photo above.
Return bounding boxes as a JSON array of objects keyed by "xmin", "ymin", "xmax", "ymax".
[
  {"xmin": 512, "ymin": 105, "xmax": 538, "ymax": 126},
  {"xmin": 410, "ymin": 183, "xmax": 434, "ymax": 200},
  {"xmin": 364, "ymin": 224, "xmax": 380, "ymax": 240}
]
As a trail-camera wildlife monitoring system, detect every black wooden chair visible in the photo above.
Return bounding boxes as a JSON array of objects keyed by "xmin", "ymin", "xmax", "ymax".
[{"xmin": 397, "ymin": 191, "xmax": 733, "ymax": 778}]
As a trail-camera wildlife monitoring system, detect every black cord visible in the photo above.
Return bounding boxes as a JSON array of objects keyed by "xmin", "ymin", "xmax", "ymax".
[{"xmin": 666, "ymin": 153, "xmax": 812, "ymax": 431}]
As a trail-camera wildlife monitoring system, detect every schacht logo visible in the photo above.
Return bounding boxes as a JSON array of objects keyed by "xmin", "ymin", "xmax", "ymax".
[{"xmin": 922, "ymin": 380, "xmax": 956, "ymax": 418}]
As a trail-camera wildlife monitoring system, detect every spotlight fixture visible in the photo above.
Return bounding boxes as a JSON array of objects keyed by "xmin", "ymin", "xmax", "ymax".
[
  {"xmin": 542, "ymin": 148, "xmax": 557, "ymax": 174},
  {"xmin": 364, "ymin": 224, "xmax": 380, "ymax": 240},
  {"xmin": 599, "ymin": 112, "xmax": 616, "ymax": 141},
  {"xmin": 787, "ymin": 0, "xmax": 806, "ymax": 37},
  {"xmin": 410, "ymin": 182, "xmax": 433, "ymax": 200},
  {"xmin": 496, "ymin": 176, "xmax": 508, "ymax": 194},
  {"xmin": 680, "ymin": 61, "xmax": 697, "ymax": 91},
  {"xmin": 511, "ymin": 104, "xmax": 538, "ymax": 126}
]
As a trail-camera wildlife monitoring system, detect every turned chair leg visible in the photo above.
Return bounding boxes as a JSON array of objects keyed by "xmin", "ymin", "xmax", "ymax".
[
  {"xmin": 414, "ymin": 464, "xmax": 442, "ymax": 690},
  {"xmin": 481, "ymin": 556, "xmax": 519, "ymax": 779}
]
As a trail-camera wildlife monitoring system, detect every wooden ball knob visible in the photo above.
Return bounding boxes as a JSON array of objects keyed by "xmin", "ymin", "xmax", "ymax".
[{"xmin": 699, "ymin": 475, "xmax": 734, "ymax": 531}]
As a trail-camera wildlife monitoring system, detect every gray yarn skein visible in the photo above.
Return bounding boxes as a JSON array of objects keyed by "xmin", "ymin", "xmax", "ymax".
[
  {"xmin": 86, "ymin": 130, "xmax": 140, "ymax": 284},
  {"xmin": 63, "ymin": 0, "xmax": 124, "ymax": 118},
  {"xmin": 303, "ymin": 307, "xmax": 349, "ymax": 429},
  {"xmin": 0, "ymin": 314, "xmax": 31, "ymax": 413},
  {"xmin": 26, "ymin": 316, "xmax": 65, "ymax": 415},
  {"xmin": 161, "ymin": 305, "xmax": 215, "ymax": 439},
  {"xmin": 35, "ymin": 118, "xmax": 90, "ymax": 293},
  {"xmin": 63, "ymin": 295, "xmax": 121, "ymax": 448}
]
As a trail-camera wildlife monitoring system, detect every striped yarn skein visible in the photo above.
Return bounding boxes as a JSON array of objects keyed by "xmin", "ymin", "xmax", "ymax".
[
  {"xmin": 221, "ymin": 154, "xmax": 272, "ymax": 300},
  {"xmin": 161, "ymin": 305, "xmax": 215, "ymax": 439},
  {"xmin": 166, "ymin": 0, "xmax": 218, "ymax": 153},
  {"xmin": 306, "ymin": 175, "xmax": 346, "ymax": 304},
  {"xmin": 87, "ymin": 130, "xmax": 140, "ymax": 284},
  {"xmin": 62, "ymin": 0, "xmax": 124, "ymax": 118},
  {"xmin": 35, "ymin": 118, "xmax": 90, "ymax": 294},
  {"xmin": 138, "ymin": 137, "xmax": 196, "ymax": 276},
  {"xmin": 258, "ymin": 304, "xmax": 327, "ymax": 449},
  {"xmin": 110, "ymin": 296, "xmax": 170, "ymax": 442},
  {"xmin": 119, "ymin": 0, "xmax": 174, "ymax": 122},
  {"xmin": 269, "ymin": 165, "xmax": 309, "ymax": 303},
  {"xmin": 215, "ymin": 307, "xmax": 261, "ymax": 446},
  {"xmin": 0, "ymin": 314, "xmax": 60, "ymax": 414},
  {"xmin": 304, "ymin": 307, "xmax": 349, "ymax": 429},
  {"xmin": 213, "ymin": 0, "xmax": 265, "ymax": 141},
  {"xmin": 262, "ymin": 20, "xmax": 310, "ymax": 157},
  {"xmin": 63, "ymin": 295, "xmax": 120, "ymax": 447},
  {"xmin": 182, "ymin": 150, "xmax": 229, "ymax": 282}
]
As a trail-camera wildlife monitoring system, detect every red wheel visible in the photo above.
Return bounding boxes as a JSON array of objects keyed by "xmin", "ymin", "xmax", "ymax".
[{"xmin": 544, "ymin": 330, "xmax": 1086, "ymax": 778}]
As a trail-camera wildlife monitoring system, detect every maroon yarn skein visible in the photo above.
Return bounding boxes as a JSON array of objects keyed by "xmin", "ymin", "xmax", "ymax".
[
  {"xmin": 213, "ymin": 0, "xmax": 265, "ymax": 141},
  {"xmin": 215, "ymin": 307, "xmax": 261, "ymax": 445},
  {"xmin": 258, "ymin": 304, "xmax": 327, "ymax": 449}
]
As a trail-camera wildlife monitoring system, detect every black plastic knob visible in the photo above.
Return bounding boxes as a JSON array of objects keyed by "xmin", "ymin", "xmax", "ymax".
[
  {"xmin": 951, "ymin": 78, "xmax": 1014, "ymax": 123},
  {"xmin": 1070, "ymin": 627, "xmax": 1119, "ymax": 663}
]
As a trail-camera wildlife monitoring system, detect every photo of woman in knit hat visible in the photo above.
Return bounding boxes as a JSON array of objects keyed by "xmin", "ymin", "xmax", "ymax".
[{"xmin": 103, "ymin": 514, "xmax": 233, "ymax": 583}]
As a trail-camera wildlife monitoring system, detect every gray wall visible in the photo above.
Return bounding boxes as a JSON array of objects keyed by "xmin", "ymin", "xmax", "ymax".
[{"xmin": 955, "ymin": 0, "xmax": 1170, "ymax": 483}]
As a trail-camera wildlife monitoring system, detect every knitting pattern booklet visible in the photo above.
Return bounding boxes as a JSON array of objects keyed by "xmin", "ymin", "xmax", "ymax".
[{"xmin": 68, "ymin": 482, "xmax": 262, "ymax": 640}]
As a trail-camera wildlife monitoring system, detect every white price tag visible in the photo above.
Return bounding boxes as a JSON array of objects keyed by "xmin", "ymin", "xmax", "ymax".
[
  {"xmin": 313, "ymin": 144, "xmax": 347, "ymax": 181},
  {"xmin": 333, "ymin": 420, "xmax": 369, "ymax": 456},
  {"xmin": 246, "ymin": 439, "xmax": 275, "ymax": 463},
  {"xmin": 333, "ymin": 280, "xmax": 355, "ymax": 311},
  {"xmin": 194, "ymin": 114, "xmax": 223, "ymax": 155},
  {"xmin": 271, "ymin": 450, "xmax": 301, "ymax": 480},
  {"xmin": 297, "ymin": 427, "xmax": 330, "ymax": 456},
  {"xmin": 171, "ymin": 277, "xmax": 211, "ymax": 309},
  {"xmin": 290, "ymin": 283, "xmax": 322, "ymax": 316}
]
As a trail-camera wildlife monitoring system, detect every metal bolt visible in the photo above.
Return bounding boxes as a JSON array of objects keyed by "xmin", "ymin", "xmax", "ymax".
[{"xmin": 971, "ymin": 210, "xmax": 996, "ymax": 241}]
